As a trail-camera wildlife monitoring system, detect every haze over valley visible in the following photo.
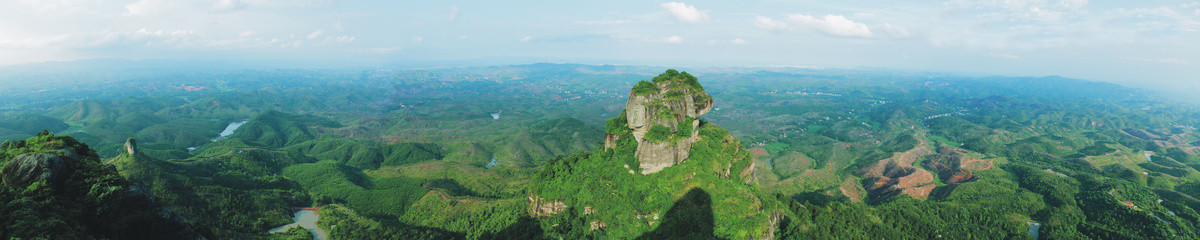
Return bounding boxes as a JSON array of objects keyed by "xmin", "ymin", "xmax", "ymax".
[{"xmin": 1, "ymin": 1, "xmax": 1200, "ymax": 240}]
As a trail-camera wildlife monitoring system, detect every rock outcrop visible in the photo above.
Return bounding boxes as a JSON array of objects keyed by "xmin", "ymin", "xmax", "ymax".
[
  {"xmin": 0, "ymin": 133, "xmax": 206, "ymax": 239},
  {"xmin": 527, "ymin": 194, "xmax": 567, "ymax": 218},
  {"xmin": 606, "ymin": 70, "xmax": 713, "ymax": 174},
  {"xmin": 2, "ymin": 153, "xmax": 70, "ymax": 188},
  {"xmin": 124, "ymin": 138, "xmax": 138, "ymax": 155},
  {"xmin": 530, "ymin": 70, "xmax": 775, "ymax": 239}
]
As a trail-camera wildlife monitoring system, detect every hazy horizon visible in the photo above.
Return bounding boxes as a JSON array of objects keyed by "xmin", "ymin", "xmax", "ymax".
[{"xmin": 2, "ymin": 1, "xmax": 1198, "ymax": 89}]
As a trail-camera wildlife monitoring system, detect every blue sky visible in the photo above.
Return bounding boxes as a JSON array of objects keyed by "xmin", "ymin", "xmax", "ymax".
[{"xmin": 1, "ymin": 0, "xmax": 1198, "ymax": 88}]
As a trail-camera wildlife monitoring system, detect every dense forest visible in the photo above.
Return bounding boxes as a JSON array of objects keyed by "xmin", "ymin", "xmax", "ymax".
[{"xmin": 1, "ymin": 63, "xmax": 1199, "ymax": 239}]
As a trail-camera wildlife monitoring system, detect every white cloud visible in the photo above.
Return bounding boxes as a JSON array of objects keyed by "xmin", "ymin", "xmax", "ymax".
[
  {"xmin": 412, "ymin": 36, "xmax": 423, "ymax": 42},
  {"xmin": 660, "ymin": 2, "xmax": 708, "ymax": 23},
  {"xmin": 1059, "ymin": 0, "xmax": 1089, "ymax": 9},
  {"xmin": 123, "ymin": 0, "xmax": 178, "ymax": 16},
  {"xmin": 211, "ymin": 0, "xmax": 247, "ymax": 13},
  {"xmin": 660, "ymin": 35, "xmax": 683, "ymax": 43},
  {"xmin": 239, "ymin": 31, "xmax": 256, "ymax": 37},
  {"xmin": 757, "ymin": 14, "xmax": 910, "ymax": 39},
  {"xmin": 755, "ymin": 16, "xmax": 789, "ymax": 31},
  {"xmin": 306, "ymin": 30, "xmax": 323, "ymax": 39},
  {"xmin": 789, "ymin": 14, "xmax": 873, "ymax": 38},
  {"xmin": 732, "ymin": 38, "xmax": 746, "ymax": 45},
  {"xmin": 0, "ymin": 28, "xmax": 206, "ymax": 49},
  {"xmin": 459, "ymin": 35, "xmax": 467, "ymax": 39},
  {"xmin": 877, "ymin": 23, "xmax": 911, "ymax": 38},
  {"xmin": 520, "ymin": 36, "xmax": 533, "ymax": 42},
  {"xmin": 448, "ymin": 6, "xmax": 459, "ymax": 22}
]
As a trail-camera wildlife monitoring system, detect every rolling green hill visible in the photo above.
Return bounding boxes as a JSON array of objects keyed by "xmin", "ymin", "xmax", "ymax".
[{"xmin": 4, "ymin": 64, "xmax": 1200, "ymax": 239}]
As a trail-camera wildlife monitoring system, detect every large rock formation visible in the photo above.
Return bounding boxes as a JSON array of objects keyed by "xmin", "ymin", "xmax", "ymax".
[
  {"xmin": 1, "ymin": 153, "xmax": 70, "ymax": 188},
  {"xmin": 606, "ymin": 70, "xmax": 713, "ymax": 174},
  {"xmin": 531, "ymin": 70, "xmax": 777, "ymax": 239},
  {"xmin": 124, "ymin": 138, "xmax": 138, "ymax": 155}
]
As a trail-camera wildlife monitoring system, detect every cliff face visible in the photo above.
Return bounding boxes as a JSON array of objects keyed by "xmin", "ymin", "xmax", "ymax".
[{"xmin": 607, "ymin": 70, "xmax": 713, "ymax": 174}]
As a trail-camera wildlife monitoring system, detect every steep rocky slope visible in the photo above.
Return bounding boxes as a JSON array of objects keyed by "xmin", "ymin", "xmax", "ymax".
[
  {"xmin": 604, "ymin": 69, "xmax": 713, "ymax": 174},
  {"xmin": 530, "ymin": 70, "xmax": 779, "ymax": 239},
  {"xmin": 0, "ymin": 132, "xmax": 204, "ymax": 239}
]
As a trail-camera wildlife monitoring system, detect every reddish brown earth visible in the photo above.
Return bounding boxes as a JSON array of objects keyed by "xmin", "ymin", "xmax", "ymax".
[
  {"xmin": 857, "ymin": 140, "xmax": 937, "ymax": 200},
  {"xmin": 839, "ymin": 177, "xmax": 864, "ymax": 202},
  {"xmin": 749, "ymin": 148, "xmax": 768, "ymax": 158},
  {"xmin": 923, "ymin": 147, "xmax": 994, "ymax": 184}
]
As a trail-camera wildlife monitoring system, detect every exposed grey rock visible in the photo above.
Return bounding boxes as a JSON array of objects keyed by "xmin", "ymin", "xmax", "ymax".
[
  {"xmin": 603, "ymin": 133, "xmax": 621, "ymax": 149},
  {"xmin": 635, "ymin": 136, "xmax": 696, "ymax": 174},
  {"xmin": 2, "ymin": 153, "xmax": 69, "ymax": 188},
  {"xmin": 60, "ymin": 147, "xmax": 82, "ymax": 161},
  {"xmin": 527, "ymin": 194, "xmax": 567, "ymax": 218},
  {"xmin": 589, "ymin": 221, "xmax": 607, "ymax": 231},
  {"xmin": 617, "ymin": 73, "xmax": 712, "ymax": 174},
  {"xmin": 124, "ymin": 138, "xmax": 138, "ymax": 155},
  {"xmin": 760, "ymin": 210, "xmax": 784, "ymax": 240}
]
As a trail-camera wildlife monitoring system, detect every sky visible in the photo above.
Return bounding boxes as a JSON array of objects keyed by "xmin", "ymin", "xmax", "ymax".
[{"xmin": 1, "ymin": 0, "xmax": 1198, "ymax": 89}]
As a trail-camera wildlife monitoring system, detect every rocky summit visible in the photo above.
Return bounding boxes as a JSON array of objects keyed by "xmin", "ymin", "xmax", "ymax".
[
  {"xmin": 606, "ymin": 69, "xmax": 713, "ymax": 174},
  {"xmin": 532, "ymin": 69, "xmax": 778, "ymax": 239},
  {"xmin": 1, "ymin": 153, "xmax": 69, "ymax": 189}
]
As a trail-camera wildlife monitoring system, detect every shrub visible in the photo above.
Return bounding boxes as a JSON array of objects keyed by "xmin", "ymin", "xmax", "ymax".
[
  {"xmin": 645, "ymin": 125, "xmax": 672, "ymax": 142},
  {"xmin": 632, "ymin": 81, "xmax": 659, "ymax": 96}
]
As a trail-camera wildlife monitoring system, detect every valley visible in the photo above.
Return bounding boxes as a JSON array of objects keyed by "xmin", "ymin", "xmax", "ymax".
[{"xmin": 1, "ymin": 63, "xmax": 1199, "ymax": 239}]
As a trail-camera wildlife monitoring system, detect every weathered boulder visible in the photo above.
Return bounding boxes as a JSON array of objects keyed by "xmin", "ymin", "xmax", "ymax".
[
  {"xmin": 2, "ymin": 153, "xmax": 70, "ymax": 188},
  {"xmin": 614, "ymin": 70, "xmax": 713, "ymax": 174}
]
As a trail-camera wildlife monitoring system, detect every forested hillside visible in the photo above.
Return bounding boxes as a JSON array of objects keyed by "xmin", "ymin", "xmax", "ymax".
[{"xmin": 1, "ymin": 63, "xmax": 1199, "ymax": 239}]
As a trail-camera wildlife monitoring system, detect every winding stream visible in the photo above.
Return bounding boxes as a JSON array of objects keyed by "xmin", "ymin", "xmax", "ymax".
[{"xmin": 268, "ymin": 210, "xmax": 327, "ymax": 240}]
